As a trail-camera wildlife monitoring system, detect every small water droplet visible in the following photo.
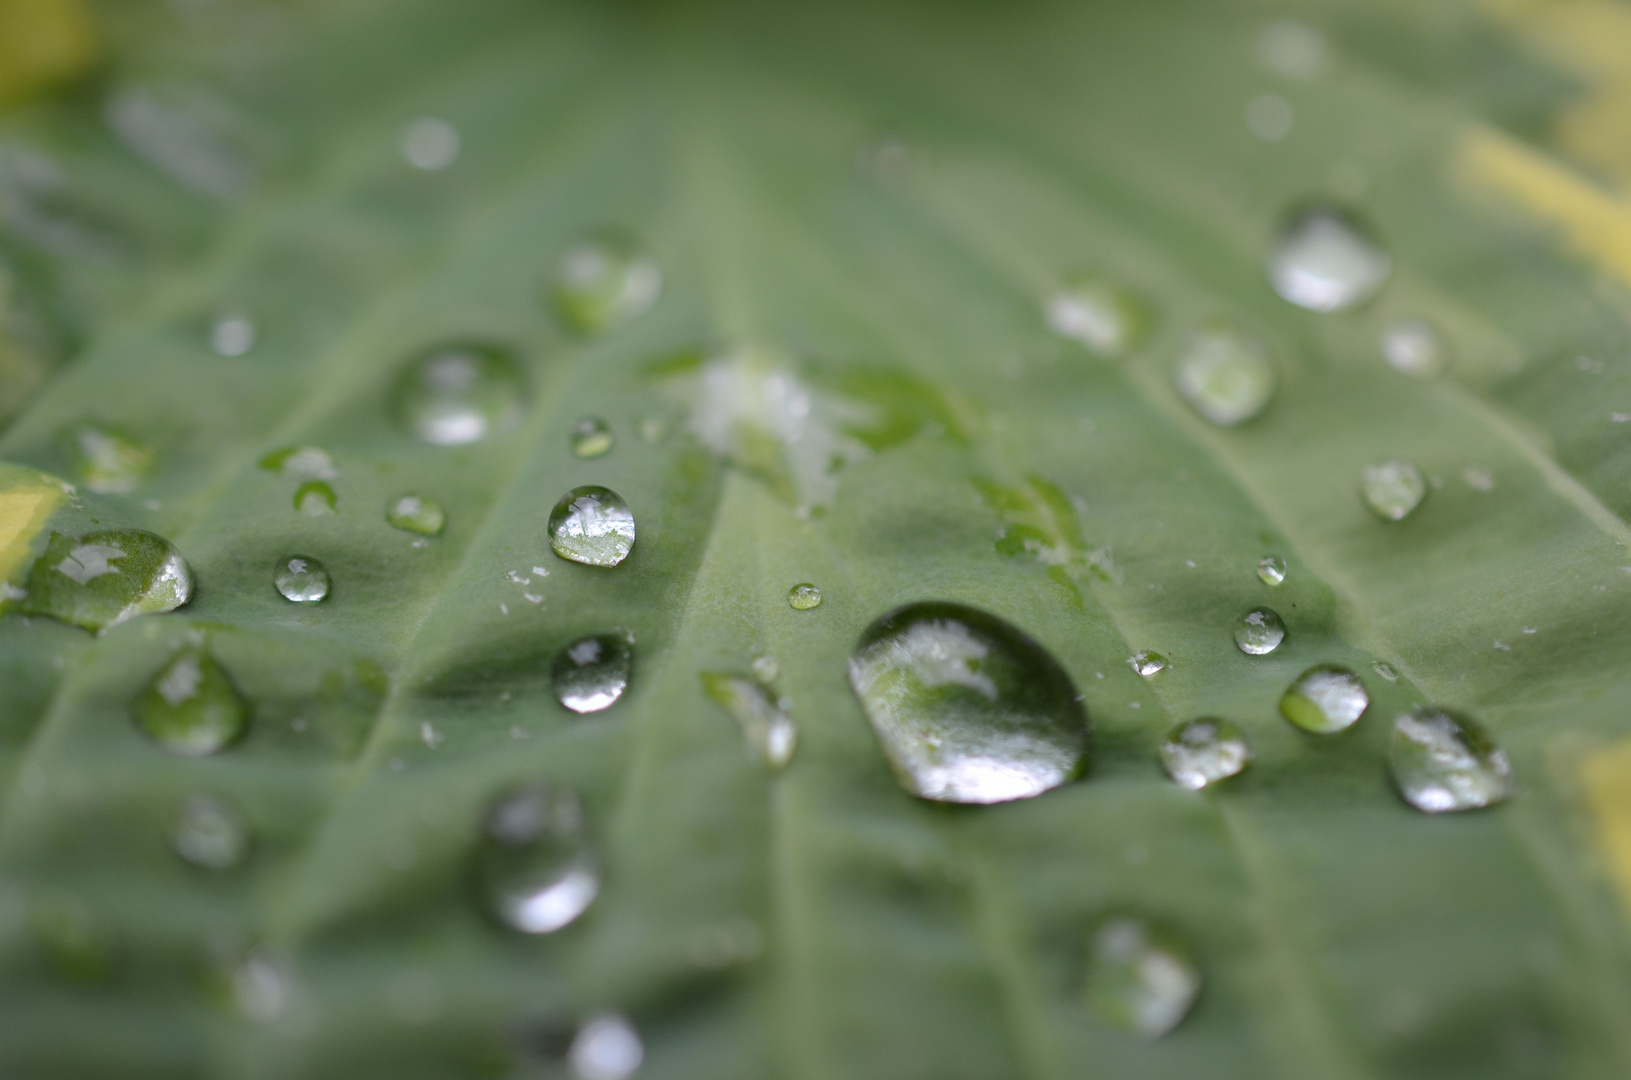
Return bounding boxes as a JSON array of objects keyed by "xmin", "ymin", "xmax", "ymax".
[
  {"xmin": 1362, "ymin": 460, "xmax": 1426, "ymax": 521},
  {"xmin": 1389, "ymin": 707, "xmax": 1513, "ymax": 813},
  {"xmin": 701, "ymin": 671, "xmax": 798, "ymax": 768},
  {"xmin": 134, "ymin": 647, "xmax": 249, "ymax": 756},
  {"xmin": 552, "ymin": 634, "xmax": 632, "ymax": 714},
  {"xmin": 548, "ymin": 485, "xmax": 635, "ymax": 567},
  {"xmin": 170, "ymin": 793, "xmax": 251, "ymax": 869},
  {"xmin": 750, "ymin": 654, "xmax": 779, "ymax": 683},
  {"xmin": 1381, "ymin": 318, "xmax": 1447, "ymax": 378},
  {"xmin": 233, "ymin": 950, "xmax": 290, "ymax": 1023},
  {"xmin": 1045, "ymin": 275, "xmax": 1148, "ymax": 357},
  {"xmin": 1160, "ymin": 718, "xmax": 1253, "ymax": 790},
  {"xmin": 1462, "ymin": 466, "xmax": 1494, "ymax": 492},
  {"xmin": 66, "ymin": 423, "xmax": 154, "ymax": 494},
  {"xmin": 570, "ymin": 416, "xmax": 614, "ymax": 458},
  {"xmin": 1233, "ymin": 607, "xmax": 1286, "ymax": 655},
  {"xmin": 1280, "ymin": 664, "xmax": 1368, "ymax": 734},
  {"xmin": 1269, "ymin": 206, "xmax": 1391, "ymax": 312},
  {"xmin": 400, "ymin": 116, "xmax": 460, "ymax": 171},
  {"xmin": 1245, "ymin": 93, "xmax": 1294, "ymax": 142},
  {"xmin": 274, "ymin": 555, "xmax": 330, "ymax": 603},
  {"xmin": 294, "ymin": 480, "xmax": 337, "ymax": 516},
  {"xmin": 1373, "ymin": 660, "xmax": 1399, "ymax": 682},
  {"xmin": 847, "ymin": 602, "xmax": 1088, "ymax": 804},
  {"xmin": 420, "ymin": 721, "xmax": 442, "ymax": 749},
  {"xmin": 210, "ymin": 309, "xmax": 256, "ymax": 357},
  {"xmin": 1256, "ymin": 554, "xmax": 1286, "ymax": 586},
  {"xmin": 260, "ymin": 445, "xmax": 337, "ymax": 480},
  {"xmin": 552, "ymin": 232, "xmax": 661, "ymax": 334},
  {"xmin": 569, "ymin": 1013, "xmax": 644, "ymax": 1080},
  {"xmin": 16, "ymin": 529, "xmax": 191, "ymax": 632},
  {"xmin": 1082, "ymin": 915, "xmax": 1201, "ymax": 1039},
  {"xmin": 1129, "ymin": 651, "xmax": 1168, "ymax": 678},
  {"xmin": 1174, "ymin": 325, "xmax": 1276, "ymax": 426},
  {"xmin": 787, "ymin": 582, "xmax": 821, "ymax": 610},
  {"xmin": 478, "ymin": 782, "xmax": 600, "ymax": 934},
  {"xmin": 386, "ymin": 494, "xmax": 445, "ymax": 536},
  {"xmin": 391, "ymin": 342, "xmax": 526, "ymax": 446}
]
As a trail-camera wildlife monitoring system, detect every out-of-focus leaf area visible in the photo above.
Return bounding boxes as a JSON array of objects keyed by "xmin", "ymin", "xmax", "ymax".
[{"xmin": 7, "ymin": 0, "xmax": 1631, "ymax": 1077}]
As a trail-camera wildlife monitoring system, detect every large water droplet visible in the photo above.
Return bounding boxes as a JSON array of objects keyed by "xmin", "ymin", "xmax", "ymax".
[
  {"xmin": 788, "ymin": 582, "xmax": 821, "ymax": 610},
  {"xmin": 1082, "ymin": 915, "xmax": 1201, "ymax": 1039},
  {"xmin": 1381, "ymin": 318, "xmax": 1447, "ymax": 378},
  {"xmin": 1129, "ymin": 651, "xmax": 1168, "ymax": 678},
  {"xmin": 67, "ymin": 423, "xmax": 153, "ymax": 494},
  {"xmin": 1044, "ymin": 275, "xmax": 1147, "ymax": 357},
  {"xmin": 1234, "ymin": 607, "xmax": 1286, "ymax": 655},
  {"xmin": 1362, "ymin": 460, "xmax": 1426, "ymax": 521},
  {"xmin": 552, "ymin": 634, "xmax": 632, "ymax": 714},
  {"xmin": 1256, "ymin": 554, "xmax": 1286, "ymax": 586},
  {"xmin": 17, "ymin": 529, "xmax": 192, "ymax": 632},
  {"xmin": 548, "ymin": 485, "xmax": 635, "ymax": 567},
  {"xmin": 294, "ymin": 480, "xmax": 336, "ymax": 516},
  {"xmin": 847, "ymin": 602, "xmax": 1088, "ymax": 804},
  {"xmin": 134, "ymin": 647, "xmax": 249, "ymax": 756},
  {"xmin": 391, "ymin": 342, "xmax": 526, "ymax": 446},
  {"xmin": 170, "ymin": 793, "xmax": 251, "ymax": 869},
  {"xmin": 478, "ymin": 782, "xmax": 599, "ymax": 934},
  {"xmin": 1390, "ymin": 707, "xmax": 1513, "ymax": 813},
  {"xmin": 386, "ymin": 494, "xmax": 445, "ymax": 536},
  {"xmin": 1160, "ymin": 718, "xmax": 1253, "ymax": 790},
  {"xmin": 569, "ymin": 1014, "xmax": 644, "ymax": 1080},
  {"xmin": 1174, "ymin": 325, "xmax": 1276, "ymax": 427},
  {"xmin": 274, "ymin": 555, "xmax": 330, "ymax": 603},
  {"xmin": 552, "ymin": 232, "xmax": 661, "ymax": 335},
  {"xmin": 1268, "ymin": 206, "xmax": 1391, "ymax": 312},
  {"xmin": 701, "ymin": 672, "xmax": 798, "ymax": 768},
  {"xmin": 1279, "ymin": 664, "xmax": 1368, "ymax": 734},
  {"xmin": 570, "ymin": 416, "xmax": 614, "ymax": 458}
]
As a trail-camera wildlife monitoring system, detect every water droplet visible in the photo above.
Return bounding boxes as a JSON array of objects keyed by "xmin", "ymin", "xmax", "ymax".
[
  {"xmin": 1373, "ymin": 660, "xmax": 1399, "ymax": 682},
  {"xmin": 1256, "ymin": 554, "xmax": 1286, "ymax": 586},
  {"xmin": 67, "ymin": 423, "xmax": 154, "ymax": 494},
  {"xmin": 701, "ymin": 672, "xmax": 798, "ymax": 768},
  {"xmin": 1174, "ymin": 325, "xmax": 1276, "ymax": 426},
  {"xmin": 1045, "ymin": 275, "xmax": 1147, "ymax": 357},
  {"xmin": 1160, "ymin": 718, "xmax": 1253, "ymax": 790},
  {"xmin": 1245, "ymin": 93, "xmax": 1293, "ymax": 142},
  {"xmin": 788, "ymin": 582, "xmax": 821, "ymax": 610},
  {"xmin": 1381, "ymin": 318, "xmax": 1447, "ymax": 378},
  {"xmin": 552, "ymin": 634, "xmax": 632, "ymax": 714},
  {"xmin": 134, "ymin": 647, "xmax": 249, "ymax": 756},
  {"xmin": 210, "ymin": 309, "xmax": 256, "ymax": 357},
  {"xmin": 847, "ymin": 602, "xmax": 1088, "ymax": 804},
  {"xmin": 274, "ymin": 555, "xmax": 330, "ymax": 603},
  {"xmin": 170, "ymin": 793, "xmax": 251, "ymax": 869},
  {"xmin": 1082, "ymin": 915, "xmax": 1201, "ymax": 1039},
  {"xmin": 750, "ymin": 654, "xmax": 779, "ymax": 683},
  {"xmin": 1268, "ymin": 206, "xmax": 1391, "ymax": 312},
  {"xmin": 1279, "ymin": 664, "xmax": 1368, "ymax": 734},
  {"xmin": 548, "ymin": 485, "xmax": 635, "ymax": 567},
  {"xmin": 570, "ymin": 416, "xmax": 614, "ymax": 458},
  {"xmin": 233, "ymin": 950, "xmax": 290, "ymax": 1023},
  {"xmin": 17, "ymin": 529, "xmax": 191, "ymax": 632},
  {"xmin": 259, "ymin": 445, "xmax": 337, "ymax": 480},
  {"xmin": 294, "ymin": 480, "xmax": 336, "ymax": 516},
  {"xmin": 390, "ymin": 342, "xmax": 526, "ymax": 446},
  {"xmin": 400, "ymin": 116, "xmax": 460, "ymax": 171},
  {"xmin": 1233, "ymin": 607, "xmax": 1286, "ymax": 655},
  {"xmin": 1362, "ymin": 460, "xmax": 1426, "ymax": 521},
  {"xmin": 1129, "ymin": 651, "xmax": 1168, "ymax": 678},
  {"xmin": 386, "ymin": 494, "xmax": 445, "ymax": 536},
  {"xmin": 552, "ymin": 232, "xmax": 661, "ymax": 334},
  {"xmin": 1390, "ymin": 708, "xmax": 1513, "ymax": 813},
  {"xmin": 478, "ymin": 782, "xmax": 600, "ymax": 934},
  {"xmin": 569, "ymin": 1014, "xmax": 644, "ymax": 1080}
]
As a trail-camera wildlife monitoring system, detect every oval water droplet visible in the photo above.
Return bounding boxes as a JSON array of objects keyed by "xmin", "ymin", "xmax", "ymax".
[
  {"xmin": 570, "ymin": 416, "xmax": 614, "ymax": 458},
  {"xmin": 569, "ymin": 1013, "xmax": 644, "ymax": 1080},
  {"xmin": 478, "ymin": 782, "xmax": 600, "ymax": 934},
  {"xmin": 552, "ymin": 634, "xmax": 632, "ymax": 714},
  {"xmin": 1362, "ymin": 460, "xmax": 1426, "ymax": 521},
  {"xmin": 552, "ymin": 232, "xmax": 661, "ymax": 335},
  {"xmin": 274, "ymin": 555, "xmax": 330, "ymax": 603},
  {"xmin": 702, "ymin": 672, "xmax": 798, "ymax": 768},
  {"xmin": 1160, "ymin": 718, "xmax": 1253, "ymax": 790},
  {"xmin": 67, "ymin": 423, "xmax": 154, "ymax": 494},
  {"xmin": 1234, "ymin": 607, "xmax": 1286, "ymax": 655},
  {"xmin": 1256, "ymin": 554, "xmax": 1286, "ymax": 586},
  {"xmin": 548, "ymin": 485, "xmax": 635, "ymax": 567},
  {"xmin": 1390, "ymin": 707, "xmax": 1513, "ymax": 813},
  {"xmin": 1268, "ymin": 206, "xmax": 1391, "ymax": 312},
  {"xmin": 1044, "ymin": 275, "xmax": 1148, "ymax": 357},
  {"xmin": 170, "ymin": 793, "xmax": 251, "ymax": 869},
  {"xmin": 294, "ymin": 480, "xmax": 336, "ymax": 516},
  {"xmin": 18, "ymin": 529, "xmax": 192, "ymax": 632},
  {"xmin": 390, "ymin": 342, "xmax": 526, "ymax": 446},
  {"xmin": 787, "ymin": 582, "xmax": 821, "ymax": 610},
  {"xmin": 1129, "ymin": 651, "xmax": 1168, "ymax": 678},
  {"xmin": 386, "ymin": 494, "xmax": 445, "ymax": 536},
  {"xmin": 1372, "ymin": 660, "xmax": 1399, "ymax": 682},
  {"xmin": 1381, "ymin": 318, "xmax": 1447, "ymax": 378},
  {"xmin": 1082, "ymin": 915, "xmax": 1201, "ymax": 1039},
  {"xmin": 847, "ymin": 602, "xmax": 1088, "ymax": 804},
  {"xmin": 134, "ymin": 647, "xmax": 249, "ymax": 756},
  {"xmin": 1279, "ymin": 664, "xmax": 1368, "ymax": 734},
  {"xmin": 1174, "ymin": 325, "xmax": 1276, "ymax": 427}
]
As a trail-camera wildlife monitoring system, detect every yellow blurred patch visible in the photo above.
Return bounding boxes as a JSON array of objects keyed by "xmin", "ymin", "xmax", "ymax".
[
  {"xmin": 0, "ymin": 480, "xmax": 58, "ymax": 586},
  {"xmin": 1581, "ymin": 740, "xmax": 1631, "ymax": 924},
  {"xmin": 0, "ymin": 0, "xmax": 98, "ymax": 109}
]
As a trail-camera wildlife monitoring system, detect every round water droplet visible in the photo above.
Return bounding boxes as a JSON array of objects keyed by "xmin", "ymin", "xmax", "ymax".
[
  {"xmin": 478, "ymin": 782, "xmax": 600, "ymax": 934},
  {"xmin": 1381, "ymin": 318, "xmax": 1447, "ymax": 378},
  {"xmin": 552, "ymin": 232, "xmax": 662, "ymax": 335},
  {"xmin": 548, "ymin": 485, "xmax": 635, "ymax": 567},
  {"xmin": 18, "ymin": 529, "xmax": 192, "ymax": 632},
  {"xmin": 847, "ymin": 602, "xmax": 1088, "ymax": 804},
  {"xmin": 210, "ymin": 309, "xmax": 256, "ymax": 357},
  {"xmin": 1256, "ymin": 554, "xmax": 1286, "ymax": 586},
  {"xmin": 1268, "ymin": 206, "xmax": 1392, "ymax": 312},
  {"xmin": 788, "ymin": 582, "xmax": 821, "ymax": 610},
  {"xmin": 170, "ymin": 793, "xmax": 251, "ymax": 869},
  {"xmin": 552, "ymin": 634, "xmax": 632, "ymax": 714},
  {"xmin": 400, "ymin": 116, "xmax": 460, "ymax": 171},
  {"xmin": 1160, "ymin": 718, "xmax": 1253, "ymax": 790},
  {"xmin": 1362, "ymin": 460, "xmax": 1426, "ymax": 521},
  {"xmin": 390, "ymin": 342, "xmax": 526, "ymax": 446},
  {"xmin": 569, "ymin": 1013, "xmax": 644, "ymax": 1080},
  {"xmin": 274, "ymin": 555, "xmax": 330, "ymax": 603},
  {"xmin": 1129, "ymin": 651, "xmax": 1168, "ymax": 678},
  {"xmin": 1082, "ymin": 915, "xmax": 1201, "ymax": 1039},
  {"xmin": 570, "ymin": 416, "xmax": 614, "ymax": 458},
  {"xmin": 134, "ymin": 647, "xmax": 249, "ymax": 756},
  {"xmin": 1233, "ymin": 607, "xmax": 1286, "ymax": 655},
  {"xmin": 1174, "ymin": 325, "xmax": 1276, "ymax": 427},
  {"xmin": 1279, "ymin": 664, "xmax": 1368, "ymax": 734},
  {"xmin": 294, "ymin": 480, "xmax": 337, "ymax": 516},
  {"xmin": 702, "ymin": 672, "xmax": 798, "ymax": 768},
  {"xmin": 1389, "ymin": 707, "xmax": 1512, "ymax": 813},
  {"xmin": 67, "ymin": 423, "xmax": 154, "ymax": 494},
  {"xmin": 386, "ymin": 494, "xmax": 445, "ymax": 536},
  {"xmin": 1044, "ymin": 275, "xmax": 1148, "ymax": 357}
]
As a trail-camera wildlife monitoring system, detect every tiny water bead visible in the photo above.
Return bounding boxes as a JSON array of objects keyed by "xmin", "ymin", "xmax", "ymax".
[
  {"xmin": 170, "ymin": 793, "xmax": 251, "ymax": 870},
  {"xmin": 1129, "ymin": 651, "xmax": 1168, "ymax": 678},
  {"xmin": 1390, "ymin": 707, "xmax": 1513, "ymax": 813},
  {"xmin": 1256, "ymin": 554, "xmax": 1286, "ymax": 586},
  {"xmin": 134, "ymin": 648, "xmax": 250, "ymax": 757},
  {"xmin": 67, "ymin": 423, "xmax": 153, "ymax": 494},
  {"xmin": 788, "ymin": 582, "xmax": 821, "ymax": 610},
  {"xmin": 1044, "ymin": 275, "xmax": 1147, "ymax": 357},
  {"xmin": 18, "ymin": 529, "xmax": 192, "ymax": 632},
  {"xmin": 552, "ymin": 232, "xmax": 662, "ymax": 335},
  {"xmin": 569, "ymin": 1014, "xmax": 644, "ymax": 1080},
  {"xmin": 1381, "ymin": 318, "xmax": 1448, "ymax": 378},
  {"xmin": 390, "ymin": 342, "xmax": 526, "ymax": 446},
  {"xmin": 1233, "ymin": 607, "xmax": 1286, "ymax": 656},
  {"xmin": 1160, "ymin": 718, "xmax": 1253, "ymax": 790},
  {"xmin": 1362, "ymin": 460, "xmax": 1426, "ymax": 521},
  {"xmin": 1268, "ymin": 206, "xmax": 1392, "ymax": 312},
  {"xmin": 548, "ymin": 485, "xmax": 635, "ymax": 567},
  {"xmin": 274, "ymin": 556, "xmax": 330, "ymax": 603},
  {"xmin": 1173, "ymin": 325, "xmax": 1276, "ymax": 427},
  {"xmin": 400, "ymin": 116, "xmax": 460, "ymax": 171},
  {"xmin": 210, "ymin": 309, "xmax": 256, "ymax": 357},
  {"xmin": 294, "ymin": 480, "xmax": 337, "ymax": 516},
  {"xmin": 847, "ymin": 602, "xmax": 1088, "ymax": 804},
  {"xmin": 386, "ymin": 494, "xmax": 445, "ymax": 536},
  {"xmin": 569, "ymin": 416, "xmax": 613, "ymax": 458},
  {"xmin": 1373, "ymin": 660, "xmax": 1399, "ymax": 682},
  {"xmin": 701, "ymin": 672, "xmax": 798, "ymax": 769},
  {"xmin": 1082, "ymin": 915, "xmax": 1201, "ymax": 1039},
  {"xmin": 477, "ymin": 782, "xmax": 600, "ymax": 934},
  {"xmin": 260, "ymin": 445, "xmax": 337, "ymax": 480},
  {"xmin": 1280, "ymin": 664, "xmax": 1369, "ymax": 734},
  {"xmin": 552, "ymin": 634, "xmax": 632, "ymax": 714}
]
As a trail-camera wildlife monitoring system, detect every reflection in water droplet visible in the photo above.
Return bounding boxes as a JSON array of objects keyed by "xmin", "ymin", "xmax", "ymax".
[
  {"xmin": 210, "ymin": 309, "xmax": 256, "ymax": 357},
  {"xmin": 1174, "ymin": 325, "xmax": 1276, "ymax": 426},
  {"xmin": 702, "ymin": 672, "xmax": 798, "ymax": 768},
  {"xmin": 67, "ymin": 423, "xmax": 154, "ymax": 494},
  {"xmin": 259, "ymin": 445, "xmax": 337, "ymax": 480},
  {"xmin": 1256, "ymin": 554, "xmax": 1286, "ymax": 586},
  {"xmin": 1373, "ymin": 660, "xmax": 1399, "ymax": 682},
  {"xmin": 1269, "ymin": 206, "xmax": 1391, "ymax": 312},
  {"xmin": 847, "ymin": 602, "xmax": 1088, "ymax": 804},
  {"xmin": 1390, "ymin": 707, "xmax": 1513, "ymax": 813},
  {"xmin": 294, "ymin": 480, "xmax": 337, "ymax": 516},
  {"xmin": 1234, "ymin": 607, "xmax": 1286, "ymax": 656},
  {"xmin": 788, "ymin": 582, "xmax": 821, "ymax": 610},
  {"xmin": 552, "ymin": 634, "xmax": 632, "ymax": 714},
  {"xmin": 1381, "ymin": 319, "xmax": 1447, "ymax": 378},
  {"xmin": 135, "ymin": 647, "xmax": 249, "ymax": 756},
  {"xmin": 274, "ymin": 555, "xmax": 330, "ymax": 603},
  {"xmin": 1160, "ymin": 718, "xmax": 1253, "ymax": 790},
  {"xmin": 1129, "ymin": 651, "xmax": 1168, "ymax": 678},
  {"xmin": 391, "ymin": 342, "xmax": 526, "ymax": 446},
  {"xmin": 552, "ymin": 232, "xmax": 661, "ymax": 334},
  {"xmin": 549, "ymin": 485, "xmax": 635, "ymax": 567},
  {"xmin": 1362, "ymin": 460, "xmax": 1426, "ymax": 521},
  {"xmin": 1045, "ymin": 275, "xmax": 1147, "ymax": 357},
  {"xmin": 569, "ymin": 1014, "xmax": 644, "ymax": 1080},
  {"xmin": 1083, "ymin": 915, "xmax": 1201, "ymax": 1039},
  {"xmin": 170, "ymin": 793, "xmax": 251, "ymax": 869},
  {"xmin": 570, "ymin": 416, "xmax": 614, "ymax": 458},
  {"xmin": 1280, "ymin": 664, "xmax": 1368, "ymax": 734},
  {"xmin": 387, "ymin": 494, "xmax": 445, "ymax": 536},
  {"xmin": 478, "ymin": 783, "xmax": 599, "ymax": 934},
  {"xmin": 400, "ymin": 116, "xmax": 460, "ymax": 171},
  {"xmin": 19, "ymin": 529, "xmax": 192, "ymax": 632}
]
